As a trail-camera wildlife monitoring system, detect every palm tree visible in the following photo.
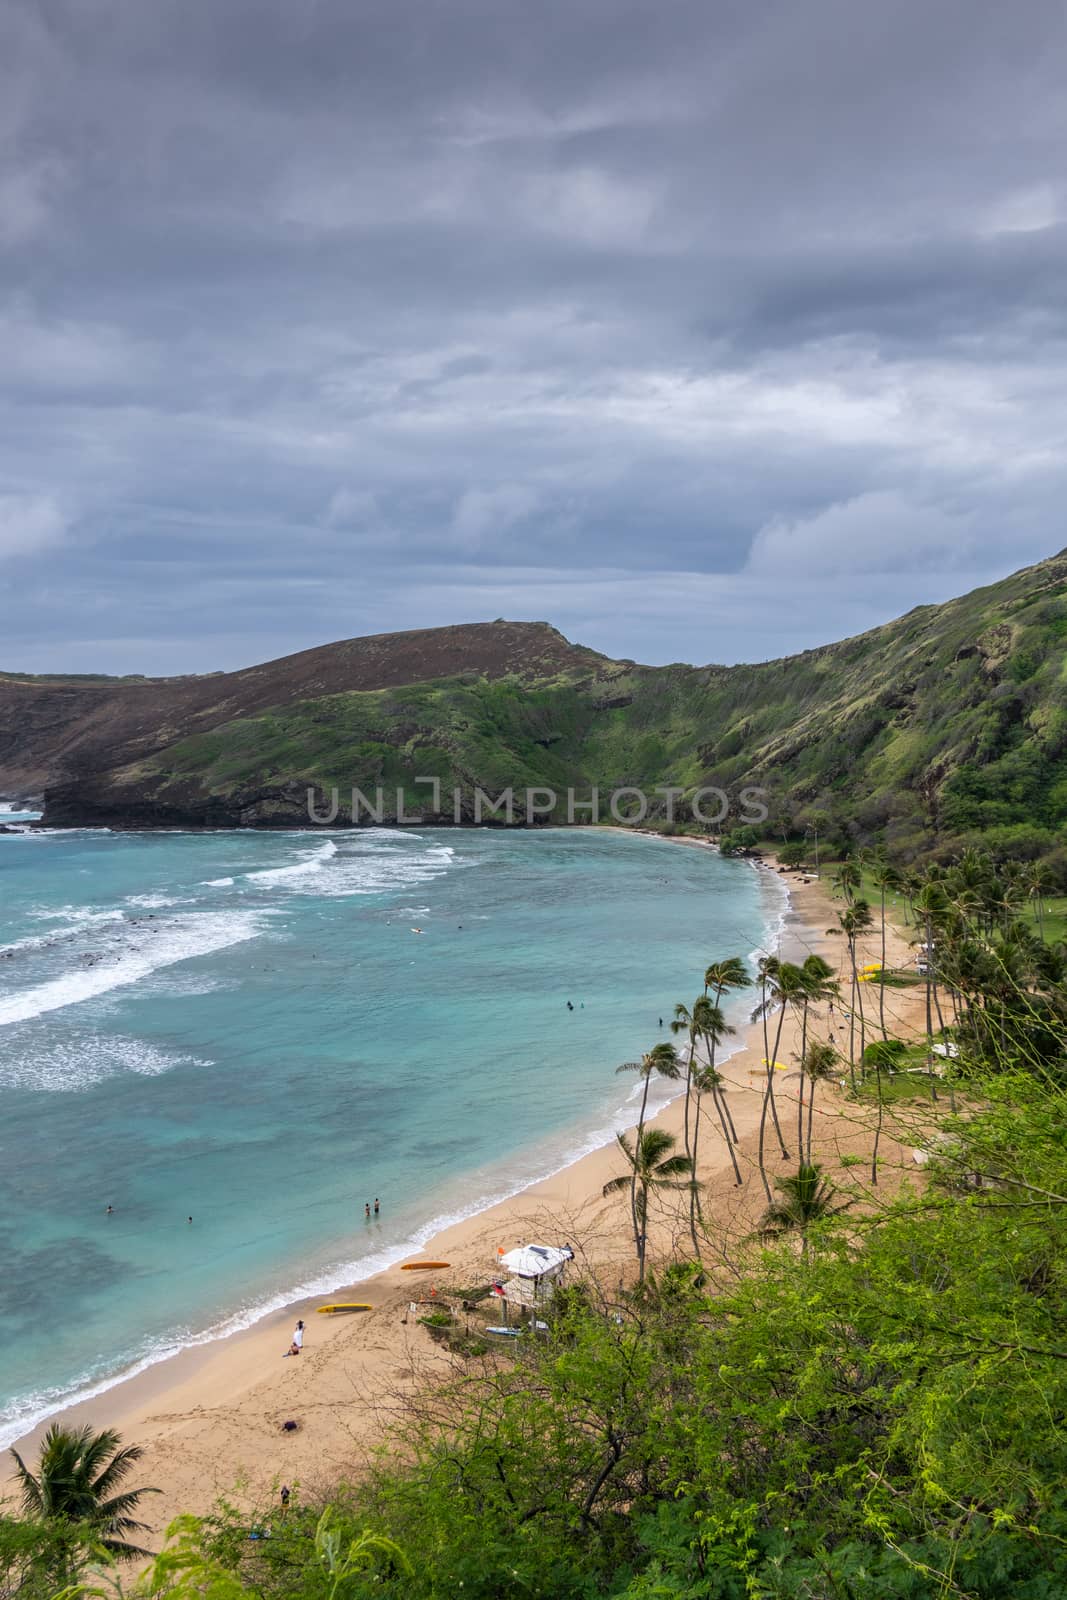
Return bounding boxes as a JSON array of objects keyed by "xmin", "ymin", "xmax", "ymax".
[
  {"xmin": 603, "ymin": 1128, "xmax": 693, "ymax": 1281},
  {"xmin": 913, "ymin": 879, "xmax": 951, "ymax": 1099},
  {"xmin": 703, "ymin": 955, "xmax": 751, "ymax": 1001},
  {"xmin": 751, "ymin": 959, "xmax": 804, "ymax": 1198},
  {"xmin": 693, "ymin": 1059, "xmax": 742, "ymax": 1190},
  {"xmin": 865, "ymin": 855, "xmax": 900, "ymax": 1039},
  {"xmin": 702, "ymin": 956, "xmax": 751, "ymax": 1142},
  {"xmin": 11, "ymin": 1424, "xmax": 158, "ymax": 1563},
  {"xmin": 832, "ymin": 860, "xmax": 861, "ymax": 904},
  {"xmin": 796, "ymin": 954, "xmax": 838, "ymax": 1152},
  {"xmin": 758, "ymin": 1162, "xmax": 851, "ymax": 1259},
  {"xmin": 1025, "ymin": 860, "xmax": 1053, "ymax": 939},
  {"xmin": 686, "ymin": 998, "xmax": 739, "ymax": 1248},
  {"xmin": 615, "ymin": 1042, "xmax": 681, "ymax": 1243},
  {"xmin": 838, "ymin": 900, "xmax": 873, "ymax": 1079},
  {"xmin": 861, "ymin": 1038, "xmax": 906, "ymax": 1184},
  {"xmin": 669, "ymin": 1002, "xmax": 702, "ymax": 1185},
  {"xmin": 801, "ymin": 1040, "xmax": 839, "ymax": 1162},
  {"xmin": 805, "ymin": 808, "xmax": 830, "ymax": 877}
]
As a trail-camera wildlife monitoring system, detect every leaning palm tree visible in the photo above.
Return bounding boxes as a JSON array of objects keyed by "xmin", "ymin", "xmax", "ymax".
[
  {"xmin": 684, "ymin": 998, "xmax": 739, "ymax": 1249},
  {"xmin": 692, "ymin": 1059, "xmax": 742, "ymax": 1193},
  {"xmin": 795, "ymin": 954, "xmax": 838, "ymax": 1152},
  {"xmin": 865, "ymin": 855, "xmax": 900, "ymax": 1039},
  {"xmin": 913, "ymin": 878, "xmax": 951, "ymax": 1099},
  {"xmin": 702, "ymin": 955, "xmax": 751, "ymax": 1142},
  {"xmin": 603, "ymin": 1127, "xmax": 693, "ymax": 1281},
  {"xmin": 703, "ymin": 955, "xmax": 751, "ymax": 1002},
  {"xmin": 615, "ymin": 1042, "xmax": 682, "ymax": 1243},
  {"xmin": 832, "ymin": 860, "xmax": 861, "ymax": 905},
  {"xmin": 11, "ymin": 1424, "xmax": 158, "ymax": 1562},
  {"xmin": 758, "ymin": 1162, "xmax": 851, "ymax": 1259},
  {"xmin": 1024, "ymin": 859, "xmax": 1053, "ymax": 939},
  {"xmin": 838, "ymin": 900, "xmax": 874, "ymax": 1077},
  {"xmin": 751, "ymin": 959, "xmax": 804, "ymax": 1198},
  {"xmin": 801, "ymin": 1040, "xmax": 839, "ymax": 1162},
  {"xmin": 862, "ymin": 1038, "xmax": 906, "ymax": 1184}
]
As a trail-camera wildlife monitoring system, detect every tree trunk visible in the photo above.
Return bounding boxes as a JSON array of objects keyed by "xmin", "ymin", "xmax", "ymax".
[
  {"xmin": 767, "ymin": 1001, "xmax": 790, "ymax": 1159},
  {"xmin": 712, "ymin": 1087, "xmax": 742, "ymax": 1185},
  {"xmin": 631, "ymin": 1073, "xmax": 651, "ymax": 1254},
  {"xmin": 879, "ymin": 885, "xmax": 889, "ymax": 1040},
  {"xmin": 847, "ymin": 939, "xmax": 858, "ymax": 1090},
  {"xmin": 924, "ymin": 913, "xmax": 939, "ymax": 1102},
  {"xmin": 757, "ymin": 975, "xmax": 773, "ymax": 1200},
  {"xmin": 806, "ymin": 1074, "xmax": 817, "ymax": 1163},
  {"xmin": 689, "ymin": 1092, "xmax": 703, "ymax": 1256},
  {"xmin": 871, "ymin": 1064, "xmax": 883, "ymax": 1185},
  {"xmin": 797, "ymin": 997, "xmax": 809, "ymax": 1154}
]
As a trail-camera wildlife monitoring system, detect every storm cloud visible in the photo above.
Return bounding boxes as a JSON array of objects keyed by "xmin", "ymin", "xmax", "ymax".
[{"xmin": 1, "ymin": 0, "xmax": 1065, "ymax": 671}]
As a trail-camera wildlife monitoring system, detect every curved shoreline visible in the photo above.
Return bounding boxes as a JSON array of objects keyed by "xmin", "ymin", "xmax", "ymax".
[{"xmin": 3, "ymin": 845, "xmax": 834, "ymax": 1541}]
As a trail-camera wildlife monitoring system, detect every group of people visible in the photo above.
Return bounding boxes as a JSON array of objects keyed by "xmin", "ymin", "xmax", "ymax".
[
  {"xmin": 283, "ymin": 1318, "xmax": 305, "ymax": 1357},
  {"xmin": 365, "ymin": 1197, "xmax": 380, "ymax": 1218}
]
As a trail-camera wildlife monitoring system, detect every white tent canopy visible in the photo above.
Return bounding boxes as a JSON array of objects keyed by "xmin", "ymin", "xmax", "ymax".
[{"xmin": 499, "ymin": 1243, "xmax": 573, "ymax": 1278}]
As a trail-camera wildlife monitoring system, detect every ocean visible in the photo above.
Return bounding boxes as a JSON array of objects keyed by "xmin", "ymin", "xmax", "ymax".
[{"xmin": 0, "ymin": 820, "xmax": 783, "ymax": 1447}]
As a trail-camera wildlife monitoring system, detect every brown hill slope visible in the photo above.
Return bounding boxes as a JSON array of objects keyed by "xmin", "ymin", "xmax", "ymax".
[{"xmin": 0, "ymin": 621, "xmax": 618, "ymax": 796}]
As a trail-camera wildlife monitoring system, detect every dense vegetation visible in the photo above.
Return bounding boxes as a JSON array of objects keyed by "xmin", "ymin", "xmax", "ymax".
[
  {"xmin": 32, "ymin": 550, "xmax": 1067, "ymax": 881},
  {"xmin": 4, "ymin": 851, "xmax": 1066, "ymax": 1599}
]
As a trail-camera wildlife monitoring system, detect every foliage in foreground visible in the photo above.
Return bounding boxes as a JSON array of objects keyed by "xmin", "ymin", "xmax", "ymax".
[
  {"xmin": 95, "ymin": 1068, "xmax": 1066, "ymax": 1600},
  {"xmin": 5, "ymin": 848, "xmax": 1067, "ymax": 1600}
]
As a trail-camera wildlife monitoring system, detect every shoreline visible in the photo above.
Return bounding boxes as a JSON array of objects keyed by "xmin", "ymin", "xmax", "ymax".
[
  {"xmin": 3, "ymin": 844, "xmax": 878, "ymax": 1542},
  {"xmin": 0, "ymin": 827, "xmax": 776, "ymax": 1449}
]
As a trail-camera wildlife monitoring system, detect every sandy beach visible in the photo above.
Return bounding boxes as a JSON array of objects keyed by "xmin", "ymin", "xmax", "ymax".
[{"xmin": 4, "ymin": 842, "xmax": 934, "ymax": 1545}]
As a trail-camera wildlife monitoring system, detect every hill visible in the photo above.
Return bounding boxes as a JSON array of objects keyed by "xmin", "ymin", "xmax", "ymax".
[{"xmin": 5, "ymin": 551, "xmax": 1067, "ymax": 864}]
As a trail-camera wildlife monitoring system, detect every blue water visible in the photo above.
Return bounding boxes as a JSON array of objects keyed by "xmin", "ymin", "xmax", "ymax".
[{"xmin": 0, "ymin": 822, "xmax": 783, "ymax": 1446}]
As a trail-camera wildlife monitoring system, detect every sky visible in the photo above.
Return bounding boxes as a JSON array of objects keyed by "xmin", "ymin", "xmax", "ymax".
[{"xmin": 1, "ymin": 0, "xmax": 1066, "ymax": 675}]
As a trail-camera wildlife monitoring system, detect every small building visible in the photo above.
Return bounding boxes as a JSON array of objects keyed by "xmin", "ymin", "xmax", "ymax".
[{"xmin": 498, "ymin": 1243, "xmax": 574, "ymax": 1310}]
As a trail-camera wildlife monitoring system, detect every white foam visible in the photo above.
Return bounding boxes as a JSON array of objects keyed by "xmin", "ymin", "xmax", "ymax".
[
  {"xmin": 32, "ymin": 906, "xmax": 125, "ymax": 928},
  {"xmin": 0, "ymin": 1029, "xmax": 744, "ymax": 1453},
  {"xmin": 125, "ymin": 894, "xmax": 180, "ymax": 909},
  {"xmin": 200, "ymin": 877, "xmax": 235, "ymax": 887},
  {"xmin": 0, "ymin": 911, "xmax": 267, "ymax": 1028},
  {"xmin": 239, "ymin": 836, "xmax": 468, "ymax": 899},
  {"xmin": 0, "ymin": 1035, "xmax": 212, "ymax": 1093},
  {"xmin": 244, "ymin": 839, "xmax": 338, "ymax": 886}
]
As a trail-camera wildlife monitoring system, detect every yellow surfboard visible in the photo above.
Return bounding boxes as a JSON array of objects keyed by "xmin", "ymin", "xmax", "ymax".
[{"xmin": 316, "ymin": 1302, "xmax": 373, "ymax": 1314}]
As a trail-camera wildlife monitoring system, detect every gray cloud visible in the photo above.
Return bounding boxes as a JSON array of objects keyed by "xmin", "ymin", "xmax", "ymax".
[{"xmin": 0, "ymin": 0, "xmax": 1065, "ymax": 672}]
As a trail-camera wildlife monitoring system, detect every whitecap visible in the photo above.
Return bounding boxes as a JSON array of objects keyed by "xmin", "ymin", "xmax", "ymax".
[
  {"xmin": 0, "ymin": 911, "xmax": 268, "ymax": 1029},
  {"xmin": 0, "ymin": 1035, "xmax": 212, "ymax": 1093}
]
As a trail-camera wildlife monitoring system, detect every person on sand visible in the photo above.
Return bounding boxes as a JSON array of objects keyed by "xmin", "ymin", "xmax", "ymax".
[
  {"xmin": 283, "ymin": 1341, "xmax": 300, "ymax": 1357},
  {"xmin": 293, "ymin": 1319, "xmax": 304, "ymax": 1351},
  {"xmin": 280, "ymin": 1485, "xmax": 291, "ymax": 1511}
]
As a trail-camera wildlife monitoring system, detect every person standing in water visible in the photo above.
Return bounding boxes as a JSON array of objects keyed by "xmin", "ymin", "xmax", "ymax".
[
  {"xmin": 373, "ymin": 1198, "xmax": 380, "ymax": 1216},
  {"xmin": 365, "ymin": 1201, "xmax": 371, "ymax": 1219}
]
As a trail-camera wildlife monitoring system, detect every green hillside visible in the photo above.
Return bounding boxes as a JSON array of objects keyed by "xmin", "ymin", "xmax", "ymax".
[{"xmin": 37, "ymin": 549, "xmax": 1067, "ymax": 868}]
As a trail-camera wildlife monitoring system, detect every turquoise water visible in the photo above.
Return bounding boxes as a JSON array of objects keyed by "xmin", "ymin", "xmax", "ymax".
[{"xmin": 0, "ymin": 822, "xmax": 782, "ymax": 1446}]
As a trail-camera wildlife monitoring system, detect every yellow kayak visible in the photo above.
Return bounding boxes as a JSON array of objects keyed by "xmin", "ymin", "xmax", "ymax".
[
  {"xmin": 317, "ymin": 1302, "xmax": 373, "ymax": 1315},
  {"xmin": 401, "ymin": 1261, "xmax": 450, "ymax": 1271}
]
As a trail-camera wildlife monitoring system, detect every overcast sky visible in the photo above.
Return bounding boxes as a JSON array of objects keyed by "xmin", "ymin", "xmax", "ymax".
[{"xmin": 1, "ymin": 0, "xmax": 1065, "ymax": 674}]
